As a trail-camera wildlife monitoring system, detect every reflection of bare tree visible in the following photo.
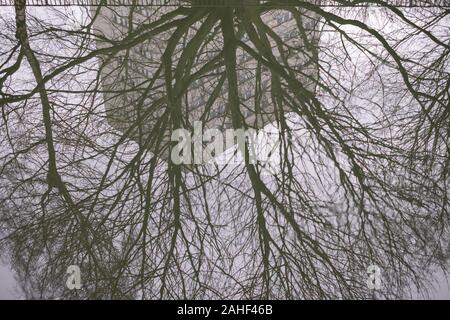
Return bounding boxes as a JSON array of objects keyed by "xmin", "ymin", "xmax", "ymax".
[{"xmin": 0, "ymin": 0, "xmax": 449, "ymax": 299}]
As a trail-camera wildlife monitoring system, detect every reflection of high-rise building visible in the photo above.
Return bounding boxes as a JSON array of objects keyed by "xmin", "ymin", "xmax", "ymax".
[{"xmin": 92, "ymin": 2, "xmax": 320, "ymax": 156}]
